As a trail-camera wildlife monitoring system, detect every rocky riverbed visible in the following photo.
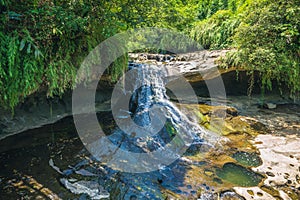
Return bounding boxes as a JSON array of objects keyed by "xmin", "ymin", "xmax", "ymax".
[
  {"xmin": 0, "ymin": 94, "xmax": 299, "ymax": 200},
  {"xmin": 0, "ymin": 51, "xmax": 299, "ymax": 199}
]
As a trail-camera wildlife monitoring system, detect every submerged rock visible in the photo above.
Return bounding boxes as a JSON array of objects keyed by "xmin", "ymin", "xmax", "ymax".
[
  {"xmin": 49, "ymin": 158, "xmax": 63, "ymax": 175},
  {"xmin": 60, "ymin": 178, "xmax": 109, "ymax": 200},
  {"xmin": 75, "ymin": 169, "xmax": 98, "ymax": 177},
  {"xmin": 232, "ymin": 151, "xmax": 262, "ymax": 167},
  {"xmin": 216, "ymin": 163, "xmax": 264, "ymax": 187}
]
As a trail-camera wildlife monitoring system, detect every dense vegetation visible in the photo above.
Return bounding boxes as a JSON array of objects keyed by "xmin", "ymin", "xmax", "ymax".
[
  {"xmin": 0, "ymin": 0, "xmax": 299, "ymax": 109},
  {"xmin": 191, "ymin": 0, "xmax": 300, "ymax": 97}
]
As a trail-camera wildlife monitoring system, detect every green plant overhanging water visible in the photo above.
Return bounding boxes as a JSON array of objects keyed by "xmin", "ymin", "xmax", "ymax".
[
  {"xmin": 0, "ymin": 0, "xmax": 128, "ymax": 110},
  {"xmin": 219, "ymin": 0, "xmax": 300, "ymax": 98},
  {"xmin": 0, "ymin": 31, "xmax": 44, "ymax": 110}
]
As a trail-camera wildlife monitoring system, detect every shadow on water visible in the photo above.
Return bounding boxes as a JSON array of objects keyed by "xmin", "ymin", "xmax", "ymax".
[{"xmin": 0, "ymin": 112, "xmax": 114, "ymax": 199}]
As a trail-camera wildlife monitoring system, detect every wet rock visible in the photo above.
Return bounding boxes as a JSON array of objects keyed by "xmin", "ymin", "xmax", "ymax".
[
  {"xmin": 234, "ymin": 186, "xmax": 280, "ymax": 200},
  {"xmin": 220, "ymin": 191, "xmax": 245, "ymax": 200},
  {"xmin": 130, "ymin": 50, "xmax": 231, "ymax": 83},
  {"xmin": 138, "ymin": 54, "xmax": 147, "ymax": 60},
  {"xmin": 49, "ymin": 159, "xmax": 63, "ymax": 175},
  {"xmin": 74, "ymin": 159, "xmax": 90, "ymax": 170},
  {"xmin": 179, "ymin": 103, "xmax": 267, "ymax": 136},
  {"xmin": 79, "ymin": 194, "xmax": 89, "ymax": 200},
  {"xmin": 129, "ymin": 194, "xmax": 138, "ymax": 200},
  {"xmin": 60, "ymin": 178, "xmax": 109, "ymax": 200},
  {"xmin": 263, "ymin": 103, "xmax": 277, "ymax": 109},
  {"xmin": 198, "ymin": 192, "xmax": 218, "ymax": 200},
  {"xmin": 224, "ymin": 96, "xmax": 300, "ymax": 136},
  {"xmin": 226, "ymin": 107, "xmax": 238, "ymax": 116},
  {"xmin": 213, "ymin": 178, "xmax": 223, "ymax": 184},
  {"xmin": 0, "ymin": 86, "xmax": 112, "ymax": 140},
  {"xmin": 63, "ymin": 169, "xmax": 74, "ymax": 176},
  {"xmin": 75, "ymin": 169, "xmax": 98, "ymax": 177},
  {"xmin": 204, "ymin": 169, "xmax": 214, "ymax": 177}
]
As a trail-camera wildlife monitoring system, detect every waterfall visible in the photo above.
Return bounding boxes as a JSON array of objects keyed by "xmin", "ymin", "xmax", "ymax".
[
  {"xmin": 129, "ymin": 62, "xmax": 217, "ymax": 145},
  {"xmin": 88, "ymin": 63, "xmax": 219, "ymax": 173}
]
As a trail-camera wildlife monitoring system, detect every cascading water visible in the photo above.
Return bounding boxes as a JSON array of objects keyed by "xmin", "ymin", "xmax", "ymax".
[
  {"xmin": 129, "ymin": 63, "xmax": 203, "ymax": 142},
  {"xmin": 107, "ymin": 63, "xmax": 216, "ymax": 161}
]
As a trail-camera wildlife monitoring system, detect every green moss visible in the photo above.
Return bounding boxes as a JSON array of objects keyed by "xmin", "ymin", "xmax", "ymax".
[{"xmin": 165, "ymin": 121, "xmax": 177, "ymax": 137}]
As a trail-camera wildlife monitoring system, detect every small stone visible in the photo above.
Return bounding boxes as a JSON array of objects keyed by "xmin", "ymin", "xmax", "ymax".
[
  {"xmin": 220, "ymin": 191, "xmax": 244, "ymax": 200},
  {"xmin": 263, "ymin": 103, "xmax": 277, "ymax": 109},
  {"xmin": 226, "ymin": 107, "xmax": 238, "ymax": 116},
  {"xmin": 204, "ymin": 169, "xmax": 214, "ymax": 177},
  {"xmin": 62, "ymin": 169, "xmax": 74, "ymax": 176}
]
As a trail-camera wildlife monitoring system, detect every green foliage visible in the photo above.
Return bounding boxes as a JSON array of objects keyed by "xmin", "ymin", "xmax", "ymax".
[
  {"xmin": 160, "ymin": 0, "xmax": 199, "ymax": 31},
  {"xmin": 190, "ymin": 10, "xmax": 240, "ymax": 49},
  {"xmin": 191, "ymin": 0, "xmax": 300, "ymax": 97},
  {"xmin": 226, "ymin": 0, "xmax": 300, "ymax": 97},
  {"xmin": 1, "ymin": 0, "xmax": 203, "ymax": 109},
  {"xmin": 0, "ymin": 0, "xmax": 127, "ymax": 109},
  {"xmin": 0, "ymin": 31, "xmax": 44, "ymax": 109},
  {"xmin": 111, "ymin": 0, "xmax": 199, "ymax": 31},
  {"xmin": 197, "ymin": 0, "xmax": 241, "ymax": 20},
  {"xmin": 128, "ymin": 28, "xmax": 201, "ymax": 54}
]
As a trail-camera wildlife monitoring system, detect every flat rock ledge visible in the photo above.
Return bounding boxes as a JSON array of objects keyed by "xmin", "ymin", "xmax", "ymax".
[
  {"xmin": 129, "ymin": 49, "xmax": 233, "ymax": 82},
  {"xmin": 0, "ymin": 87, "xmax": 112, "ymax": 140}
]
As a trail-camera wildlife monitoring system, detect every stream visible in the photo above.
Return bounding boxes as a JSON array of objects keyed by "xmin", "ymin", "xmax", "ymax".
[{"xmin": 0, "ymin": 62, "xmax": 300, "ymax": 200}]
